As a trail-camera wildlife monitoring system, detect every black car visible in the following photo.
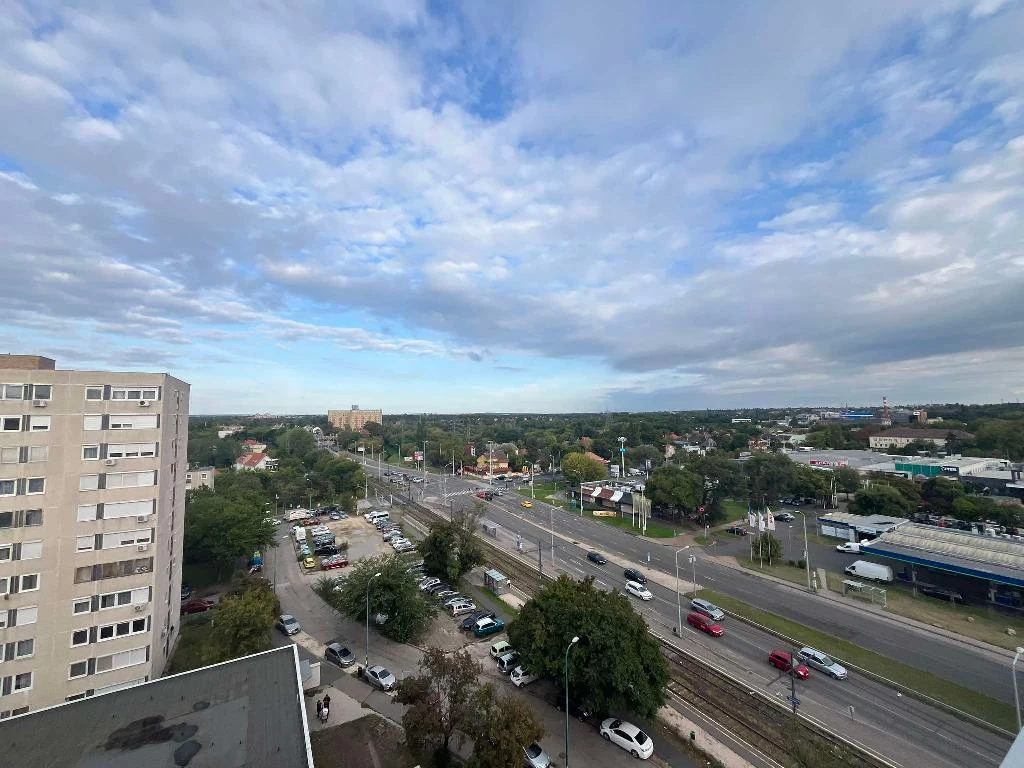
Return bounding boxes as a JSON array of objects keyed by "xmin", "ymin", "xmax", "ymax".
[
  {"xmin": 461, "ymin": 610, "xmax": 496, "ymax": 631},
  {"xmin": 624, "ymin": 568, "xmax": 646, "ymax": 585},
  {"xmin": 775, "ymin": 512, "xmax": 795, "ymax": 522},
  {"xmin": 726, "ymin": 525, "xmax": 748, "ymax": 536},
  {"xmin": 918, "ymin": 585, "xmax": 966, "ymax": 603},
  {"xmin": 587, "ymin": 551, "xmax": 607, "ymax": 565},
  {"xmin": 315, "ymin": 544, "xmax": 340, "ymax": 556}
]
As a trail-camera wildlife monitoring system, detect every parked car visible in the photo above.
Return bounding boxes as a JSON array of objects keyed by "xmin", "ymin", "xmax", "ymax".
[
  {"xmin": 321, "ymin": 556, "xmax": 349, "ymax": 570},
  {"xmin": 599, "ymin": 718, "xmax": 654, "ymax": 760},
  {"xmin": 276, "ymin": 614, "xmax": 302, "ymax": 635},
  {"xmin": 365, "ymin": 665, "xmax": 397, "ymax": 692},
  {"xmin": 328, "ymin": 512, "xmax": 343, "ymax": 520},
  {"xmin": 687, "ymin": 611, "xmax": 724, "ymax": 636},
  {"xmin": 419, "ymin": 577, "xmax": 441, "ymax": 591},
  {"xmin": 510, "ymin": 665, "xmax": 538, "ymax": 687},
  {"xmin": 768, "ymin": 649, "xmax": 809, "ymax": 679},
  {"xmin": 475, "ymin": 617, "xmax": 506, "ymax": 638},
  {"xmin": 917, "ymin": 584, "xmax": 966, "ymax": 603},
  {"xmin": 775, "ymin": 512, "xmax": 795, "ymax": 522},
  {"xmin": 523, "ymin": 741, "xmax": 551, "ymax": 768},
  {"xmin": 315, "ymin": 544, "xmax": 340, "ymax": 556},
  {"xmin": 836, "ymin": 542, "xmax": 860, "ymax": 553},
  {"xmin": 448, "ymin": 601, "xmax": 478, "ymax": 617},
  {"xmin": 324, "ymin": 642, "xmax": 355, "ymax": 667},
  {"xmin": 434, "ymin": 589, "xmax": 458, "ymax": 600},
  {"xmin": 797, "ymin": 647, "xmax": 848, "ymax": 679},
  {"xmin": 441, "ymin": 594, "xmax": 467, "ymax": 607},
  {"xmin": 463, "ymin": 611, "xmax": 496, "ymax": 631},
  {"xmin": 496, "ymin": 651, "xmax": 520, "ymax": 674},
  {"xmin": 587, "ymin": 551, "xmax": 608, "ymax": 564},
  {"xmin": 690, "ymin": 598, "xmax": 725, "ymax": 621},
  {"xmin": 489, "ymin": 640, "xmax": 513, "ymax": 659},
  {"xmin": 181, "ymin": 598, "xmax": 215, "ymax": 615},
  {"xmin": 394, "ymin": 542, "xmax": 417, "ymax": 553},
  {"xmin": 180, "ymin": 583, "xmax": 193, "ymax": 601},
  {"xmin": 390, "ymin": 538, "xmax": 412, "ymax": 549},
  {"xmin": 625, "ymin": 581, "xmax": 653, "ymax": 601},
  {"xmin": 427, "ymin": 583, "xmax": 452, "ymax": 595},
  {"xmin": 726, "ymin": 525, "xmax": 748, "ymax": 535},
  {"xmin": 301, "ymin": 556, "xmax": 317, "ymax": 569},
  {"xmin": 623, "ymin": 568, "xmax": 647, "ymax": 585}
]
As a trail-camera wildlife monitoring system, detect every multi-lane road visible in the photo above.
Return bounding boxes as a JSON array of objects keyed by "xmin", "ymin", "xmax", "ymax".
[{"xmin": 363, "ymin": 458, "xmax": 1014, "ymax": 768}]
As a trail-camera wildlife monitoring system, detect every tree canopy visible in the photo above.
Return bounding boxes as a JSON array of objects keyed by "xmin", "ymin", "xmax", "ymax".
[
  {"xmin": 419, "ymin": 507, "xmax": 485, "ymax": 585},
  {"xmin": 327, "ymin": 554, "xmax": 435, "ymax": 643},
  {"xmin": 560, "ymin": 452, "xmax": 607, "ymax": 485},
  {"xmin": 507, "ymin": 575, "xmax": 668, "ymax": 718},
  {"xmin": 646, "ymin": 465, "xmax": 702, "ymax": 521},
  {"xmin": 205, "ymin": 576, "xmax": 279, "ymax": 662},
  {"xmin": 848, "ymin": 484, "xmax": 915, "ymax": 517},
  {"xmin": 469, "ymin": 683, "xmax": 544, "ymax": 768}
]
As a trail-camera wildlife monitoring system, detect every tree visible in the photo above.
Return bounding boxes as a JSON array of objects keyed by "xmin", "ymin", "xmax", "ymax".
[
  {"xmin": 645, "ymin": 465, "xmax": 702, "ymax": 521},
  {"xmin": 560, "ymin": 453, "xmax": 607, "ymax": 485},
  {"xmin": 867, "ymin": 474, "xmax": 921, "ymax": 504},
  {"xmin": 789, "ymin": 464, "xmax": 829, "ymax": 502},
  {"xmin": 627, "ymin": 443, "xmax": 663, "ymax": 471},
  {"xmin": 183, "ymin": 489, "xmax": 277, "ymax": 570},
  {"xmin": 469, "ymin": 683, "xmax": 543, "ymax": 768},
  {"xmin": 848, "ymin": 485, "xmax": 914, "ymax": 517},
  {"xmin": 206, "ymin": 579, "xmax": 279, "ymax": 662},
  {"xmin": 330, "ymin": 554, "xmax": 435, "ymax": 643},
  {"xmin": 743, "ymin": 453, "xmax": 795, "ymax": 504},
  {"xmin": 508, "ymin": 575, "xmax": 668, "ymax": 718},
  {"xmin": 920, "ymin": 476, "xmax": 965, "ymax": 516},
  {"xmin": 751, "ymin": 532, "xmax": 783, "ymax": 563},
  {"xmin": 396, "ymin": 647, "xmax": 481, "ymax": 768},
  {"xmin": 681, "ymin": 453, "xmax": 748, "ymax": 524},
  {"xmin": 419, "ymin": 507, "xmax": 486, "ymax": 585},
  {"xmin": 835, "ymin": 467, "xmax": 862, "ymax": 500}
]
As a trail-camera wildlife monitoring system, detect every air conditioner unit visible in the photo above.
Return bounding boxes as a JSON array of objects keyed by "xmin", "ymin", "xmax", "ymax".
[
  {"xmin": 137, "ymin": 544, "xmax": 149, "ymax": 552},
  {"xmin": 104, "ymin": 458, "xmax": 117, "ymax": 466},
  {"xmin": 136, "ymin": 515, "xmax": 149, "ymax": 523},
  {"xmin": 134, "ymin": 566, "xmax": 150, "ymax": 574},
  {"xmin": 134, "ymin": 604, "xmax": 145, "ymax": 612},
  {"xmin": 138, "ymin": 400, "xmax": 150, "ymax": 407},
  {"xmin": 32, "ymin": 400, "xmax": 47, "ymax": 407}
]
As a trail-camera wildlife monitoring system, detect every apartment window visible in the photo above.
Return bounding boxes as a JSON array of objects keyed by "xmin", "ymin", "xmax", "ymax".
[
  {"xmin": 77, "ymin": 504, "xmax": 98, "ymax": 522},
  {"xmin": 107, "ymin": 443, "xmax": 157, "ymax": 458},
  {"xmin": 71, "ymin": 629, "xmax": 89, "ymax": 647},
  {"xmin": 1, "ymin": 417, "xmax": 20, "ymax": 432},
  {"xmin": 79, "ymin": 474, "xmax": 100, "ymax": 491},
  {"xmin": 82, "ymin": 445, "xmax": 100, "ymax": 460},
  {"xmin": 69, "ymin": 662, "xmax": 88, "ymax": 679},
  {"xmin": 28, "ymin": 416, "xmax": 50, "ymax": 432},
  {"xmin": 0, "ymin": 384, "xmax": 23, "ymax": 400},
  {"xmin": 0, "ymin": 480, "xmax": 13, "ymax": 496},
  {"xmin": 106, "ymin": 471, "xmax": 155, "ymax": 489},
  {"xmin": 74, "ymin": 557, "xmax": 152, "ymax": 584},
  {"xmin": 103, "ymin": 499, "xmax": 154, "ymax": 519},
  {"xmin": 13, "ymin": 639, "xmax": 33, "ymax": 659},
  {"xmin": 109, "ymin": 414, "xmax": 158, "ymax": 430},
  {"xmin": 26, "ymin": 478, "xmax": 45, "ymax": 494},
  {"xmin": 98, "ymin": 618, "xmax": 149, "ymax": 642},
  {"xmin": 0, "ymin": 448, "xmax": 17, "ymax": 464},
  {"xmin": 24, "ymin": 509, "xmax": 42, "ymax": 526},
  {"xmin": 27, "ymin": 446, "xmax": 47, "ymax": 462},
  {"xmin": 0, "ymin": 577, "xmax": 7, "ymax": 595},
  {"xmin": 19, "ymin": 574, "xmax": 39, "ymax": 592},
  {"xmin": 0, "ymin": 546, "xmax": 9, "ymax": 562},
  {"xmin": 83, "ymin": 415, "xmax": 103, "ymax": 431},
  {"xmin": 0, "ymin": 512, "xmax": 11, "ymax": 529},
  {"xmin": 95, "ymin": 646, "xmax": 147, "ymax": 674},
  {"xmin": 102, "ymin": 529, "xmax": 152, "ymax": 549},
  {"xmin": 73, "ymin": 599, "xmax": 92, "ymax": 615},
  {"xmin": 20, "ymin": 541, "xmax": 42, "ymax": 560},
  {"xmin": 14, "ymin": 606, "xmax": 37, "ymax": 626},
  {"xmin": 85, "ymin": 387, "xmax": 103, "ymax": 400},
  {"xmin": 32, "ymin": 385, "xmax": 51, "ymax": 401},
  {"xmin": 13, "ymin": 672, "xmax": 32, "ymax": 691},
  {"xmin": 111, "ymin": 387, "xmax": 158, "ymax": 401},
  {"xmin": 76, "ymin": 535, "xmax": 95, "ymax": 552}
]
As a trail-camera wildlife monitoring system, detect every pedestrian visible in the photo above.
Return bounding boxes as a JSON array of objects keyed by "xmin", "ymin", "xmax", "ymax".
[
  {"xmin": 323, "ymin": 694, "xmax": 331, "ymax": 711},
  {"xmin": 315, "ymin": 698, "xmax": 323, "ymax": 720},
  {"xmin": 321, "ymin": 704, "xmax": 329, "ymax": 723}
]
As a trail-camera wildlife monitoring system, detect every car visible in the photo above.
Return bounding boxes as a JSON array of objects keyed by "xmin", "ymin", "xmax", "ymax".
[
  {"xmin": 521, "ymin": 500, "xmax": 534, "ymax": 508},
  {"xmin": 797, "ymin": 647, "xmax": 848, "ymax": 679},
  {"xmin": 315, "ymin": 544, "xmax": 340, "ymax": 556},
  {"xmin": 523, "ymin": 741, "xmax": 551, "ymax": 768},
  {"xmin": 276, "ymin": 614, "xmax": 302, "ymax": 635},
  {"xmin": 690, "ymin": 598, "xmax": 726, "ymax": 621},
  {"xmin": 625, "ymin": 581, "xmax": 653, "ymax": 601},
  {"xmin": 917, "ymin": 584, "xmax": 966, "ymax": 603},
  {"xmin": 301, "ymin": 556, "xmax": 317, "ymax": 569},
  {"xmin": 324, "ymin": 642, "xmax": 356, "ymax": 667},
  {"xmin": 448, "ymin": 601, "xmax": 478, "ymax": 617},
  {"xmin": 366, "ymin": 665, "xmax": 397, "ymax": 692},
  {"xmin": 510, "ymin": 665, "xmax": 538, "ymax": 687},
  {"xmin": 328, "ymin": 512, "xmax": 343, "ymax": 520},
  {"xmin": 463, "ymin": 611, "xmax": 496, "ymax": 631},
  {"xmin": 835, "ymin": 542, "xmax": 860, "ymax": 553},
  {"xmin": 394, "ymin": 542, "xmax": 417, "ymax": 553},
  {"xmin": 412, "ymin": 477, "xmax": 424, "ymax": 484},
  {"xmin": 180, "ymin": 583, "xmax": 194, "ymax": 601},
  {"xmin": 599, "ymin": 718, "xmax": 654, "ymax": 760},
  {"xmin": 321, "ymin": 557, "xmax": 349, "ymax": 570},
  {"xmin": 441, "ymin": 594, "xmax": 467, "ymax": 607},
  {"xmin": 180, "ymin": 598, "xmax": 216, "ymax": 615},
  {"xmin": 587, "ymin": 551, "xmax": 608, "ymax": 565},
  {"xmin": 687, "ymin": 611, "xmax": 724, "ymax": 636},
  {"xmin": 726, "ymin": 525, "xmax": 748, "ymax": 535},
  {"xmin": 624, "ymin": 568, "xmax": 647, "ymax": 585},
  {"xmin": 496, "ymin": 651, "xmax": 520, "ymax": 674},
  {"xmin": 427, "ymin": 583, "xmax": 452, "ymax": 595},
  {"xmin": 419, "ymin": 577, "xmax": 441, "ymax": 591},
  {"xmin": 390, "ymin": 538, "xmax": 412, "ymax": 549},
  {"xmin": 434, "ymin": 589, "xmax": 458, "ymax": 600},
  {"xmin": 475, "ymin": 617, "xmax": 506, "ymax": 638},
  {"xmin": 775, "ymin": 512, "xmax": 795, "ymax": 522},
  {"xmin": 768, "ymin": 650, "xmax": 809, "ymax": 679}
]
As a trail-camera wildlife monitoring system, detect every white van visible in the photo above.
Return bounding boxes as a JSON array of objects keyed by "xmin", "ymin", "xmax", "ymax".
[
  {"xmin": 365, "ymin": 510, "xmax": 390, "ymax": 523},
  {"xmin": 292, "ymin": 527, "xmax": 307, "ymax": 542}
]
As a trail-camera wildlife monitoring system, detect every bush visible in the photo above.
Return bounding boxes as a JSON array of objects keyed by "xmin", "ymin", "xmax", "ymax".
[{"xmin": 796, "ymin": 559, "xmax": 806, "ymax": 570}]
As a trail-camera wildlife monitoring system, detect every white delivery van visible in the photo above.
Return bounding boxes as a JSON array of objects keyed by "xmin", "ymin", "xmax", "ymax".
[
  {"xmin": 366, "ymin": 510, "xmax": 390, "ymax": 524},
  {"xmin": 844, "ymin": 560, "xmax": 893, "ymax": 583}
]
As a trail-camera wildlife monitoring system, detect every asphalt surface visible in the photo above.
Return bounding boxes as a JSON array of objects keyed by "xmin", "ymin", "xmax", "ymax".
[{"xmin": 363, "ymin": 460, "xmax": 1014, "ymax": 768}]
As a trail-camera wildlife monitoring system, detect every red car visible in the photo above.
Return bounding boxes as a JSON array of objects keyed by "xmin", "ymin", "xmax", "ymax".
[
  {"xmin": 321, "ymin": 557, "xmax": 349, "ymax": 570},
  {"xmin": 768, "ymin": 650, "xmax": 810, "ymax": 679},
  {"xmin": 181, "ymin": 598, "xmax": 216, "ymax": 615},
  {"xmin": 687, "ymin": 611, "xmax": 724, "ymax": 637}
]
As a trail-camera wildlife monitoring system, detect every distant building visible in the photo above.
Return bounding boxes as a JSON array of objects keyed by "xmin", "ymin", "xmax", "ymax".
[
  {"xmin": 748, "ymin": 438, "xmax": 771, "ymax": 453},
  {"xmin": 731, "ymin": 418, "xmax": 752, "ymax": 424},
  {"xmin": 328, "ymin": 405, "xmax": 383, "ymax": 431},
  {"xmin": 585, "ymin": 451, "xmax": 610, "ymax": 465},
  {"xmin": 242, "ymin": 438, "xmax": 267, "ymax": 453},
  {"xmin": 185, "ymin": 465, "xmax": 215, "ymax": 490},
  {"xmin": 475, "ymin": 451, "xmax": 509, "ymax": 475},
  {"xmin": 868, "ymin": 428, "xmax": 974, "ymax": 450},
  {"xmin": 217, "ymin": 425, "xmax": 243, "ymax": 439},
  {"xmin": 235, "ymin": 452, "xmax": 278, "ymax": 471}
]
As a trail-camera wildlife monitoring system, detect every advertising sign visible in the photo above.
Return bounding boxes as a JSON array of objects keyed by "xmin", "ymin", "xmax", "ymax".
[{"xmin": 413, "ymin": 451, "xmax": 423, "ymax": 461}]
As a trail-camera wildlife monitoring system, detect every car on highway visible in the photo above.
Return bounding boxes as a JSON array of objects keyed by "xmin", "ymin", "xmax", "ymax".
[
  {"xmin": 476, "ymin": 491, "xmax": 495, "ymax": 500},
  {"xmin": 623, "ymin": 568, "xmax": 647, "ymax": 585},
  {"xmin": 462, "ymin": 610, "xmax": 496, "ymax": 631},
  {"xmin": 523, "ymin": 741, "xmax": 551, "ymax": 768},
  {"xmin": 587, "ymin": 551, "xmax": 608, "ymax": 564},
  {"xmin": 797, "ymin": 647, "xmax": 848, "ymax": 679},
  {"xmin": 521, "ymin": 500, "xmax": 534, "ymax": 508},
  {"xmin": 686, "ymin": 612, "xmax": 724, "ymax": 636},
  {"xmin": 324, "ymin": 642, "xmax": 356, "ymax": 667},
  {"xmin": 365, "ymin": 665, "xmax": 397, "ymax": 692},
  {"xmin": 510, "ymin": 665, "xmax": 538, "ymax": 687},
  {"xmin": 301, "ymin": 556, "xmax": 317, "ymax": 569},
  {"xmin": 474, "ymin": 616, "xmax": 506, "ymax": 638},
  {"xmin": 181, "ymin": 598, "xmax": 216, "ymax": 615},
  {"xmin": 276, "ymin": 614, "xmax": 302, "ymax": 635},
  {"xmin": 690, "ymin": 598, "xmax": 725, "ymax": 621},
  {"xmin": 768, "ymin": 650, "xmax": 809, "ymax": 679},
  {"xmin": 625, "ymin": 581, "xmax": 653, "ymax": 601},
  {"xmin": 599, "ymin": 718, "xmax": 654, "ymax": 760},
  {"xmin": 726, "ymin": 525, "xmax": 748, "ymax": 535}
]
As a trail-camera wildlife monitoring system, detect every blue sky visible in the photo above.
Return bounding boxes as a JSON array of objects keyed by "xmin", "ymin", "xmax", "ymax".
[{"xmin": 2, "ymin": 1, "xmax": 1024, "ymax": 414}]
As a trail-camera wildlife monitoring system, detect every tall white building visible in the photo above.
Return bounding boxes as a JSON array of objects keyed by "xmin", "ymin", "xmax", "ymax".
[{"xmin": 0, "ymin": 355, "xmax": 189, "ymax": 717}]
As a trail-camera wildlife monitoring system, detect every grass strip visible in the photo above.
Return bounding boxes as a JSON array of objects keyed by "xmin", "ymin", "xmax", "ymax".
[
  {"xmin": 697, "ymin": 588, "xmax": 1017, "ymax": 733},
  {"xmin": 590, "ymin": 511, "xmax": 678, "ymax": 538}
]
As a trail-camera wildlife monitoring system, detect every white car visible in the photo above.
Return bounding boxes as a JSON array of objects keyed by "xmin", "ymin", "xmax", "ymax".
[
  {"xmin": 510, "ymin": 665, "xmax": 537, "ymax": 687},
  {"xmin": 625, "ymin": 581, "xmax": 653, "ymax": 601},
  {"xmin": 797, "ymin": 647, "xmax": 848, "ymax": 680},
  {"xmin": 394, "ymin": 542, "xmax": 417, "ymax": 553},
  {"xmin": 835, "ymin": 542, "xmax": 860, "ymax": 553},
  {"xmin": 600, "ymin": 718, "xmax": 654, "ymax": 759},
  {"xmin": 523, "ymin": 741, "xmax": 551, "ymax": 768},
  {"xmin": 366, "ymin": 665, "xmax": 397, "ymax": 692},
  {"xmin": 419, "ymin": 577, "xmax": 441, "ymax": 591},
  {"xmin": 447, "ymin": 601, "xmax": 478, "ymax": 617}
]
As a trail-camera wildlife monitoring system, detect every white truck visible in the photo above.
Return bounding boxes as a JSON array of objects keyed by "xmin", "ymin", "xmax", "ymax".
[{"xmin": 844, "ymin": 560, "xmax": 894, "ymax": 583}]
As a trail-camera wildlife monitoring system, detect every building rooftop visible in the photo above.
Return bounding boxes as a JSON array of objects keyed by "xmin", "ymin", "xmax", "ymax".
[
  {"xmin": 0, "ymin": 646, "xmax": 312, "ymax": 768},
  {"xmin": 818, "ymin": 511, "xmax": 909, "ymax": 529},
  {"xmin": 873, "ymin": 427, "xmax": 974, "ymax": 439}
]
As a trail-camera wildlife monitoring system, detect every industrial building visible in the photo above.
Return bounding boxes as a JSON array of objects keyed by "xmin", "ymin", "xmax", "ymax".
[{"xmin": 817, "ymin": 511, "xmax": 909, "ymax": 542}]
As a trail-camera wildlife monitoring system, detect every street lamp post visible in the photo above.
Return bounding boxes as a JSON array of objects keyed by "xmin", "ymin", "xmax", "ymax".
[
  {"xmin": 689, "ymin": 554, "xmax": 697, "ymax": 597},
  {"xmin": 365, "ymin": 572, "xmax": 382, "ymax": 672},
  {"xmin": 1014, "ymin": 646, "xmax": 1024, "ymax": 732},
  {"xmin": 800, "ymin": 512, "xmax": 813, "ymax": 591},
  {"xmin": 564, "ymin": 636, "xmax": 580, "ymax": 767},
  {"xmin": 422, "ymin": 441, "xmax": 428, "ymax": 475},
  {"xmin": 674, "ymin": 546, "xmax": 690, "ymax": 635}
]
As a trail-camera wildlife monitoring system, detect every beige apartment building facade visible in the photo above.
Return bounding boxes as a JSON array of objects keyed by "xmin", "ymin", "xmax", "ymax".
[
  {"xmin": 0, "ymin": 355, "xmax": 189, "ymax": 717},
  {"xmin": 328, "ymin": 405, "xmax": 382, "ymax": 432}
]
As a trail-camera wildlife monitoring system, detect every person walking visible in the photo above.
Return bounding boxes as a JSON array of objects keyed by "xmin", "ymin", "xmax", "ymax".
[
  {"xmin": 323, "ymin": 694, "xmax": 331, "ymax": 711},
  {"xmin": 315, "ymin": 698, "xmax": 323, "ymax": 721},
  {"xmin": 321, "ymin": 703, "xmax": 329, "ymax": 723}
]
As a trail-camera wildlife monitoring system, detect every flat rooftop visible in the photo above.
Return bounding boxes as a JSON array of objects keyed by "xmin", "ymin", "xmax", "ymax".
[
  {"xmin": 0, "ymin": 645, "xmax": 312, "ymax": 768},
  {"xmin": 818, "ymin": 511, "xmax": 909, "ymax": 529},
  {"xmin": 785, "ymin": 449, "xmax": 899, "ymax": 470},
  {"xmin": 862, "ymin": 522, "xmax": 1024, "ymax": 588}
]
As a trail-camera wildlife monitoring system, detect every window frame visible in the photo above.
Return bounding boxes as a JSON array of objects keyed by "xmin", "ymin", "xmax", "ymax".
[
  {"xmin": 19, "ymin": 574, "xmax": 39, "ymax": 592},
  {"xmin": 85, "ymin": 386, "xmax": 103, "ymax": 401},
  {"xmin": 26, "ymin": 477, "xmax": 45, "ymax": 495},
  {"xmin": 27, "ymin": 446, "xmax": 48, "ymax": 462},
  {"xmin": 0, "ymin": 384, "xmax": 24, "ymax": 400},
  {"xmin": 82, "ymin": 445, "xmax": 100, "ymax": 460},
  {"xmin": 32, "ymin": 384, "xmax": 52, "ymax": 401},
  {"xmin": 68, "ymin": 661, "xmax": 89, "ymax": 680},
  {"xmin": 28, "ymin": 415, "xmax": 51, "ymax": 432},
  {"xmin": 0, "ymin": 447, "xmax": 18, "ymax": 464}
]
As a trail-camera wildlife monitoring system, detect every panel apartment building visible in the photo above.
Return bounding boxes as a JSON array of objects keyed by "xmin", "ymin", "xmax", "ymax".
[
  {"xmin": 0, "ymin": 355, "xmax": 189, "ymax": 717},
  {"xmin": 328, "ymin": 405, "xmax": 382, "ymax": 431}
]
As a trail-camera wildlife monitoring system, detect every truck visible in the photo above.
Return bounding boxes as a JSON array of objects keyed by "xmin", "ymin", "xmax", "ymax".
[{"xmin": 844, "ymin": 560, "xmax": 894, "ymax": 583}]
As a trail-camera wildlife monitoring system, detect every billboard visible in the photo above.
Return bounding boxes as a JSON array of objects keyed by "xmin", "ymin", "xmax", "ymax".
[{"xmin": 413, "ymin": 451, "xmax": 423, "ymax": 461}]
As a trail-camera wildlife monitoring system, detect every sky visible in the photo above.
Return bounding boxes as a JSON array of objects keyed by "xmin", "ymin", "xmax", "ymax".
[{"xmin": 2, "ymin": 1, "xmax": 1024, "ymax": 414}]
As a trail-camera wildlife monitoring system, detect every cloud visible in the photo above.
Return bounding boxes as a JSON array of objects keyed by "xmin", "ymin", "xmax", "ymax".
[{"xmin": 1, "ymin": 1, "xmax": 1023, "ymax": 412}]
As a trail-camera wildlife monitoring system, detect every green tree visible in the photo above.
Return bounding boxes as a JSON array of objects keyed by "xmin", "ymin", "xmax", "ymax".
[
  {"xmin": 834, "ymin": 467, "xmax": 862, "ymax": 500},
  {"xmin": 868, "ymin": 474, "xmax": 921, "ymax": 504},
  {"xmin": 743, "ymin": 452, "xmax": 795, "ymax": 504},
  {"xmin": 469, "ymin": 683, "xmax": 544, "ymax": 768},
  {"xmin": 682, "ymin": 453, "xmax": 748, "ymax": 524},
  {"xmin": 848, "ymin": 485, "xmax": 914, "ymax": 517},
  {"xmin": 205, "ymin": 580, "xmax": 279, "ymax": 662},
  {"xmin": 419, "ymin": 507, "xmax": 486, "ymax": 585},
  {"xmin": 920, "ymin": 476, "xmax": 965, "ymax": 516},
  {"xmin": 561, "ymin": 453, "xmax": 607, "ymax": 485},
  {"xmin": 396, "ymin": 647, "xmax": 481, "ymax": 768},
  {"xmin": 627, "ymin": 444, "xmax": 663, "ymax": 471},
  {"xmin": 751, "ymin": 532, "xmax": 783, "ymax": 563},
  {"xmin": 789, "ymin": 464, "xmax": 828, "ymax": 502},
  {"xmin": 508, "ymin": 575, "xmax": 668, "ymax": 719},
  {"xmin": 646, "ymin": 465, "xmax": 702, "ymax": 521},
  {"xmin": 332, "ymin": 554, "xmax": 435, "ymax": 643},
  {"xmin": 183, "ymin": 489, "xmax": 276, "ymax": 571}
]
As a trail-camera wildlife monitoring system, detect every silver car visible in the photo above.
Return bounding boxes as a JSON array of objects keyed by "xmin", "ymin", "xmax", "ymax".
[
  {"xmin": 523, "ymin": 742, "xmax": 551, "ymax": 768},
  {"xmin": 797, "ymin": 647, "xmax": 848, "ymax": 679},
  {"xmin": 366, "ymin": 664, "xmax": 397, "ymax": 691}
]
